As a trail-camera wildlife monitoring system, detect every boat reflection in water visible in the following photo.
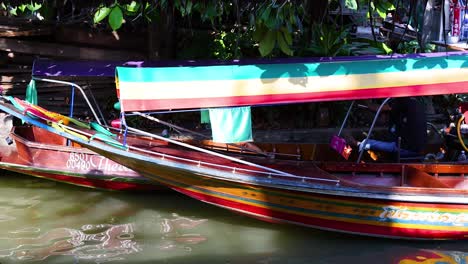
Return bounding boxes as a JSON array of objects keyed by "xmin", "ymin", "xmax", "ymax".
[
  {"xmin": 397, "ymin": 249, "xmax": 468, "ymax": 264},
  {"xmin": 0, "ymin": 216, "xmax": 208, "ymax": 263},
  {"xmin": 157, "ymin": 215, "xmax": 207, "ymax": 251},
  {"xmin": 0, "ymin": 223, "xmax": 140, "ymax": 262}
]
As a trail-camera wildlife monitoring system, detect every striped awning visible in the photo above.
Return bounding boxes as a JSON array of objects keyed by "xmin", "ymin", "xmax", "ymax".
[{"xmin": 115, "ymin": 52, "xmax": 468, "ymax": 112}]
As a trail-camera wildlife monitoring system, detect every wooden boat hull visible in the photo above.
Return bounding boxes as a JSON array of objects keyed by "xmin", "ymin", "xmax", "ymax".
[
  {"xmin": 0, "ymin": 126, "xmax": 162, "ymax": 191},
  {"xmin": 0, "ymin": 160, "xmax": 160, "ymax": 191},
  {"xmin": 80, "ymin": 140, "xmax": 468, "ymax": 240}
]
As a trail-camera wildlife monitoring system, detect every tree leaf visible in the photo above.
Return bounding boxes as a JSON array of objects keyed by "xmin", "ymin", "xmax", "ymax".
[
  {"xmin": 186, "ymin": 1, "xmax": 193, "ymax": 15},
  {"xmin": 27, "ymin": 2, "xmax": 41, "ymax": 12},
  {"xmin": 380, "ymin": 42, "xmax": 392, "ymax": 54},
  {"xmin": 253, "ymin": 23, "xmax": 266, "ymax": 42},
  {"xmin": 260, "ymin": 6, "xmax": 271, "ymax": 22},
  {"xmin": 93, "ymin": 6, "xmax": 110, "ymax": 24},
  {"xmin": 9, "ymin": 6, "xmax": 17, "ymax": 16},
  {"xmin": 375, "ymin": 6, "xmax": 387, "ymax": 19},
  {"xmin": 125, "ymin": 1, "xmax": 140, "ymax": 14},
  {"xmin": 345, "ymin": 0, "xmax": 358, "ymax": 10},
  {"xmin": 277, "ymin": 31, "xmax": 293, "ymax": 56},
  {"xmin": 108, "ymin": 6, "xmax": 123, "ymax": 31},
  {"xmin": 280, "ymin": 27, "xmax": 292, "ymax": 45},
  {"xmin": 18, "ymin": 4, "xmax": 26, "ymax": 12},
  {"xmin": 258, "ymin": 30, "xmax": 276, "ymax": 57}
]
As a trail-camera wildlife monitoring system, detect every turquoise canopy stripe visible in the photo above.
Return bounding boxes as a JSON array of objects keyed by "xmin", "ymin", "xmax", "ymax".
[
  {"xmin": 114, "ymin": 52, "xmax": 468, "ymax": 112},
  {"xmin": 115, "ymin": 54, "xmax": 468, "ymax": 83}
]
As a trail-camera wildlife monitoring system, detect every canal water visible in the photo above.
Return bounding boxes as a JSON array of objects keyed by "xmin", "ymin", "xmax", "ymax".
[{"xmin": 0, "ymin": 172, "xmax": 466, "ymax": 264}]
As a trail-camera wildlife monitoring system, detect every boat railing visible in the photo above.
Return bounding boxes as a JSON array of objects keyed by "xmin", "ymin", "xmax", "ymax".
[
  {"xmin": 127, "ymin": 142, "xmax": 340, "ymax": 185},
  {"xmin": 31, "ymin": 77, "xmax": 105, "ymax": 125},
  {"xmin": 58, "ymin": 122, "xmax": 340, "ymax": 186}
]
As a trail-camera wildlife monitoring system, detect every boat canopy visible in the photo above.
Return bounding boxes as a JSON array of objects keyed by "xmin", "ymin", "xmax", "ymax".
[{"xmin": 115, "ymin": 51, "xmax": 468, "ymax": 112}]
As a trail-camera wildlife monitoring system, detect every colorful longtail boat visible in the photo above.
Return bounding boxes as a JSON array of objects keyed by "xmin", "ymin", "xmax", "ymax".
[
  {"xmin": 0, "ymin": 62, "xmax": 164, "ymax": 191},
  {"xmin": 3, "ymin": 51, "xmax": 468, "ymax": 239}
]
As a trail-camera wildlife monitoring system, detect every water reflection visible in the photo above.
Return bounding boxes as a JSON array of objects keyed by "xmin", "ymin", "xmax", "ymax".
[
  {"xmin": 0, "ymin": 223, "xmax": 140, "ymax": 262},
  {"xmin": 0, "ymin": 215, "xmax": 209, "ymax": 263},
  {"xmin": 157, "ymin": 215, "xmax": 207, "ymax": 252},
  {"xmin": 397, "ymin": 249, "xmax": 468, "ymax": 264},
  {"xmin": 0, "ymin": 173, "xmax": 467, "ymax": 263}
]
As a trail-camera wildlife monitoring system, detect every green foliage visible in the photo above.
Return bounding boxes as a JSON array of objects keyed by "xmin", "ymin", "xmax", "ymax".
[
  {"xmin": 212, "ymin": 31, "xmax": 240, "ymax": 60},
  {"xmin": 344, "ymin": 0, "xmax": 358, "ymax": 10},
  {"xmin": 175, "ymin": 0, "xmax": 193, "ymax": 17},
  {"xmin": 124, "ymin": 1, "xmax": 140, "ymax": 14},
  {"xmin": 397, "ymin": 40, "xmax": 435, "ymax": 54},
  {"xmin": 370, "ymin": 0, "xmax": 395, "ymax": 19},
  {"xmin": 93, "ymin": 6, "xmax": 111, "ymax": 24},
  {"xmin": 194, "ymin": 1, "xmax": 224, "ymax": 24},
  {"xmin": 108, "ymin": 6, "xmax": 124, "ymax": 31},
  {"xmin": 0, "ymin": 0, "xmax": 438, "ymax": 60},
  {"xmin": 1, "ymin": 1, "xmax": 43, "ymax": 19},
  {"xmin": 304, "ymin": 23, "xmax": 351, "ymax": 57},
  {"xmin": 251, "ymin": 1, "xmax": 302, "ymax": 56}
]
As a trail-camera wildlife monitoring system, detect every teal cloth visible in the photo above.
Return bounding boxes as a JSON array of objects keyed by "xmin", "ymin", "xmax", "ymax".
[
  {"xmin": 113, "ymin": 101, "xmax": 121, "ymax": 111},
  {"xmin": 200, "ymin": 110, "xmax": 210, "ymax": 124},
  {"xmin": 25, "ymin": 79, "xmax": 37, "ymax": 105},
  {"xmin": 208, "ymin": 106, "xmax": 252, "ymax": 143}
]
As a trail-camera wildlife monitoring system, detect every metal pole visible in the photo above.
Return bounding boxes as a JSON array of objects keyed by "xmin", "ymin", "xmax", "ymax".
[
  {"xmin": 357, "ymin": 97, "xmax": 392, "ymax": 163},
  {"xmin": 32, "ymin": 77, "xmax": 103, "ymax": 125},
  {"xmin": 338, "ymin": 101, "xmax": 355, "ymax": 136}
]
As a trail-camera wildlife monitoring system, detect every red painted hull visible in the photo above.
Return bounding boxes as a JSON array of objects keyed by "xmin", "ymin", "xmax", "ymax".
[{"xmin": 0, "ymin": 125, "xmax": 162, "ymax": 191}]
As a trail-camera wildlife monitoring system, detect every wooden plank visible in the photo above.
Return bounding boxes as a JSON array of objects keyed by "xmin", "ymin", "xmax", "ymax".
[
  {"xmin": 55, "ymin": 26, "xmax": 145, "ymax": 50},
  {"xmin": 0, "ymin": 27, "xmax": 53, "ymax": 37},
  {"xmin": 0, "ymin": 38, "xmax": 146, "ymax": 60},
  {"xmin": 320, "ymin": 162, "xmax": 468, "ymax": 174}
]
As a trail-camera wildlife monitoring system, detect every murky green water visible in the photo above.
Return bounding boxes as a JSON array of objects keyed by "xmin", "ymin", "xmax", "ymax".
[{"xmin": 0, "ymin": 172, "xmax": 466, "ymax": 264}]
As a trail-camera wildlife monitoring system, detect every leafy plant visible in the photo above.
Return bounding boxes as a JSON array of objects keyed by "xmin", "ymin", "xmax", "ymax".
[
  {"xmin": 397, "ymin": 40, "xmax": 435, "ymax": 54},
  {"xmin": 251, "ymin": 1, "xmax": 303, "ymax": 56},
  {"xmin": 303, "ymin": 23, "xmax": 351, "ymax": 57},
  {"xmin": 1, "ymin": 1, "xmax": 44, "ymax": 19}
]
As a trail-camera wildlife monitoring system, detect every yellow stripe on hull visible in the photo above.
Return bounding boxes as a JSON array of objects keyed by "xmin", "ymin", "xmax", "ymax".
[{"xmin": 164, "ymin": 174, "xmax": 468, "ymax": 232}]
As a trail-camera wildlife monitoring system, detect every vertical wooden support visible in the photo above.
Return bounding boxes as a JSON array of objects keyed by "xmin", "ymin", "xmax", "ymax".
[{"xmin": 400, "ymin": 165, "xmax": 406, "ymax": 186}]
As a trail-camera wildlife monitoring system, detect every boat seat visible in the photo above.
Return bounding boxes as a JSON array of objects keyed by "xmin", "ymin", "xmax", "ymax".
[{"xmin": 404, "ymin": 166, "xmax": 451, "ymax": 188}]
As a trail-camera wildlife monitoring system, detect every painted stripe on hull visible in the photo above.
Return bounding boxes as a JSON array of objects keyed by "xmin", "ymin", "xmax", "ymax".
[
  {"xmin": 172, "ymin": 186, "xmax": 467, "ymax": 240},
  {"xmin": 120, "ymin": 81, "xmax": 468, "ymax": 111},
  {"xmin": 73, "ymin": 137, "xmax": 468, "ymax": 239},
  {"xmin": 143, "ymin": 171, "xmax": 468, "ymax": 239}
]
